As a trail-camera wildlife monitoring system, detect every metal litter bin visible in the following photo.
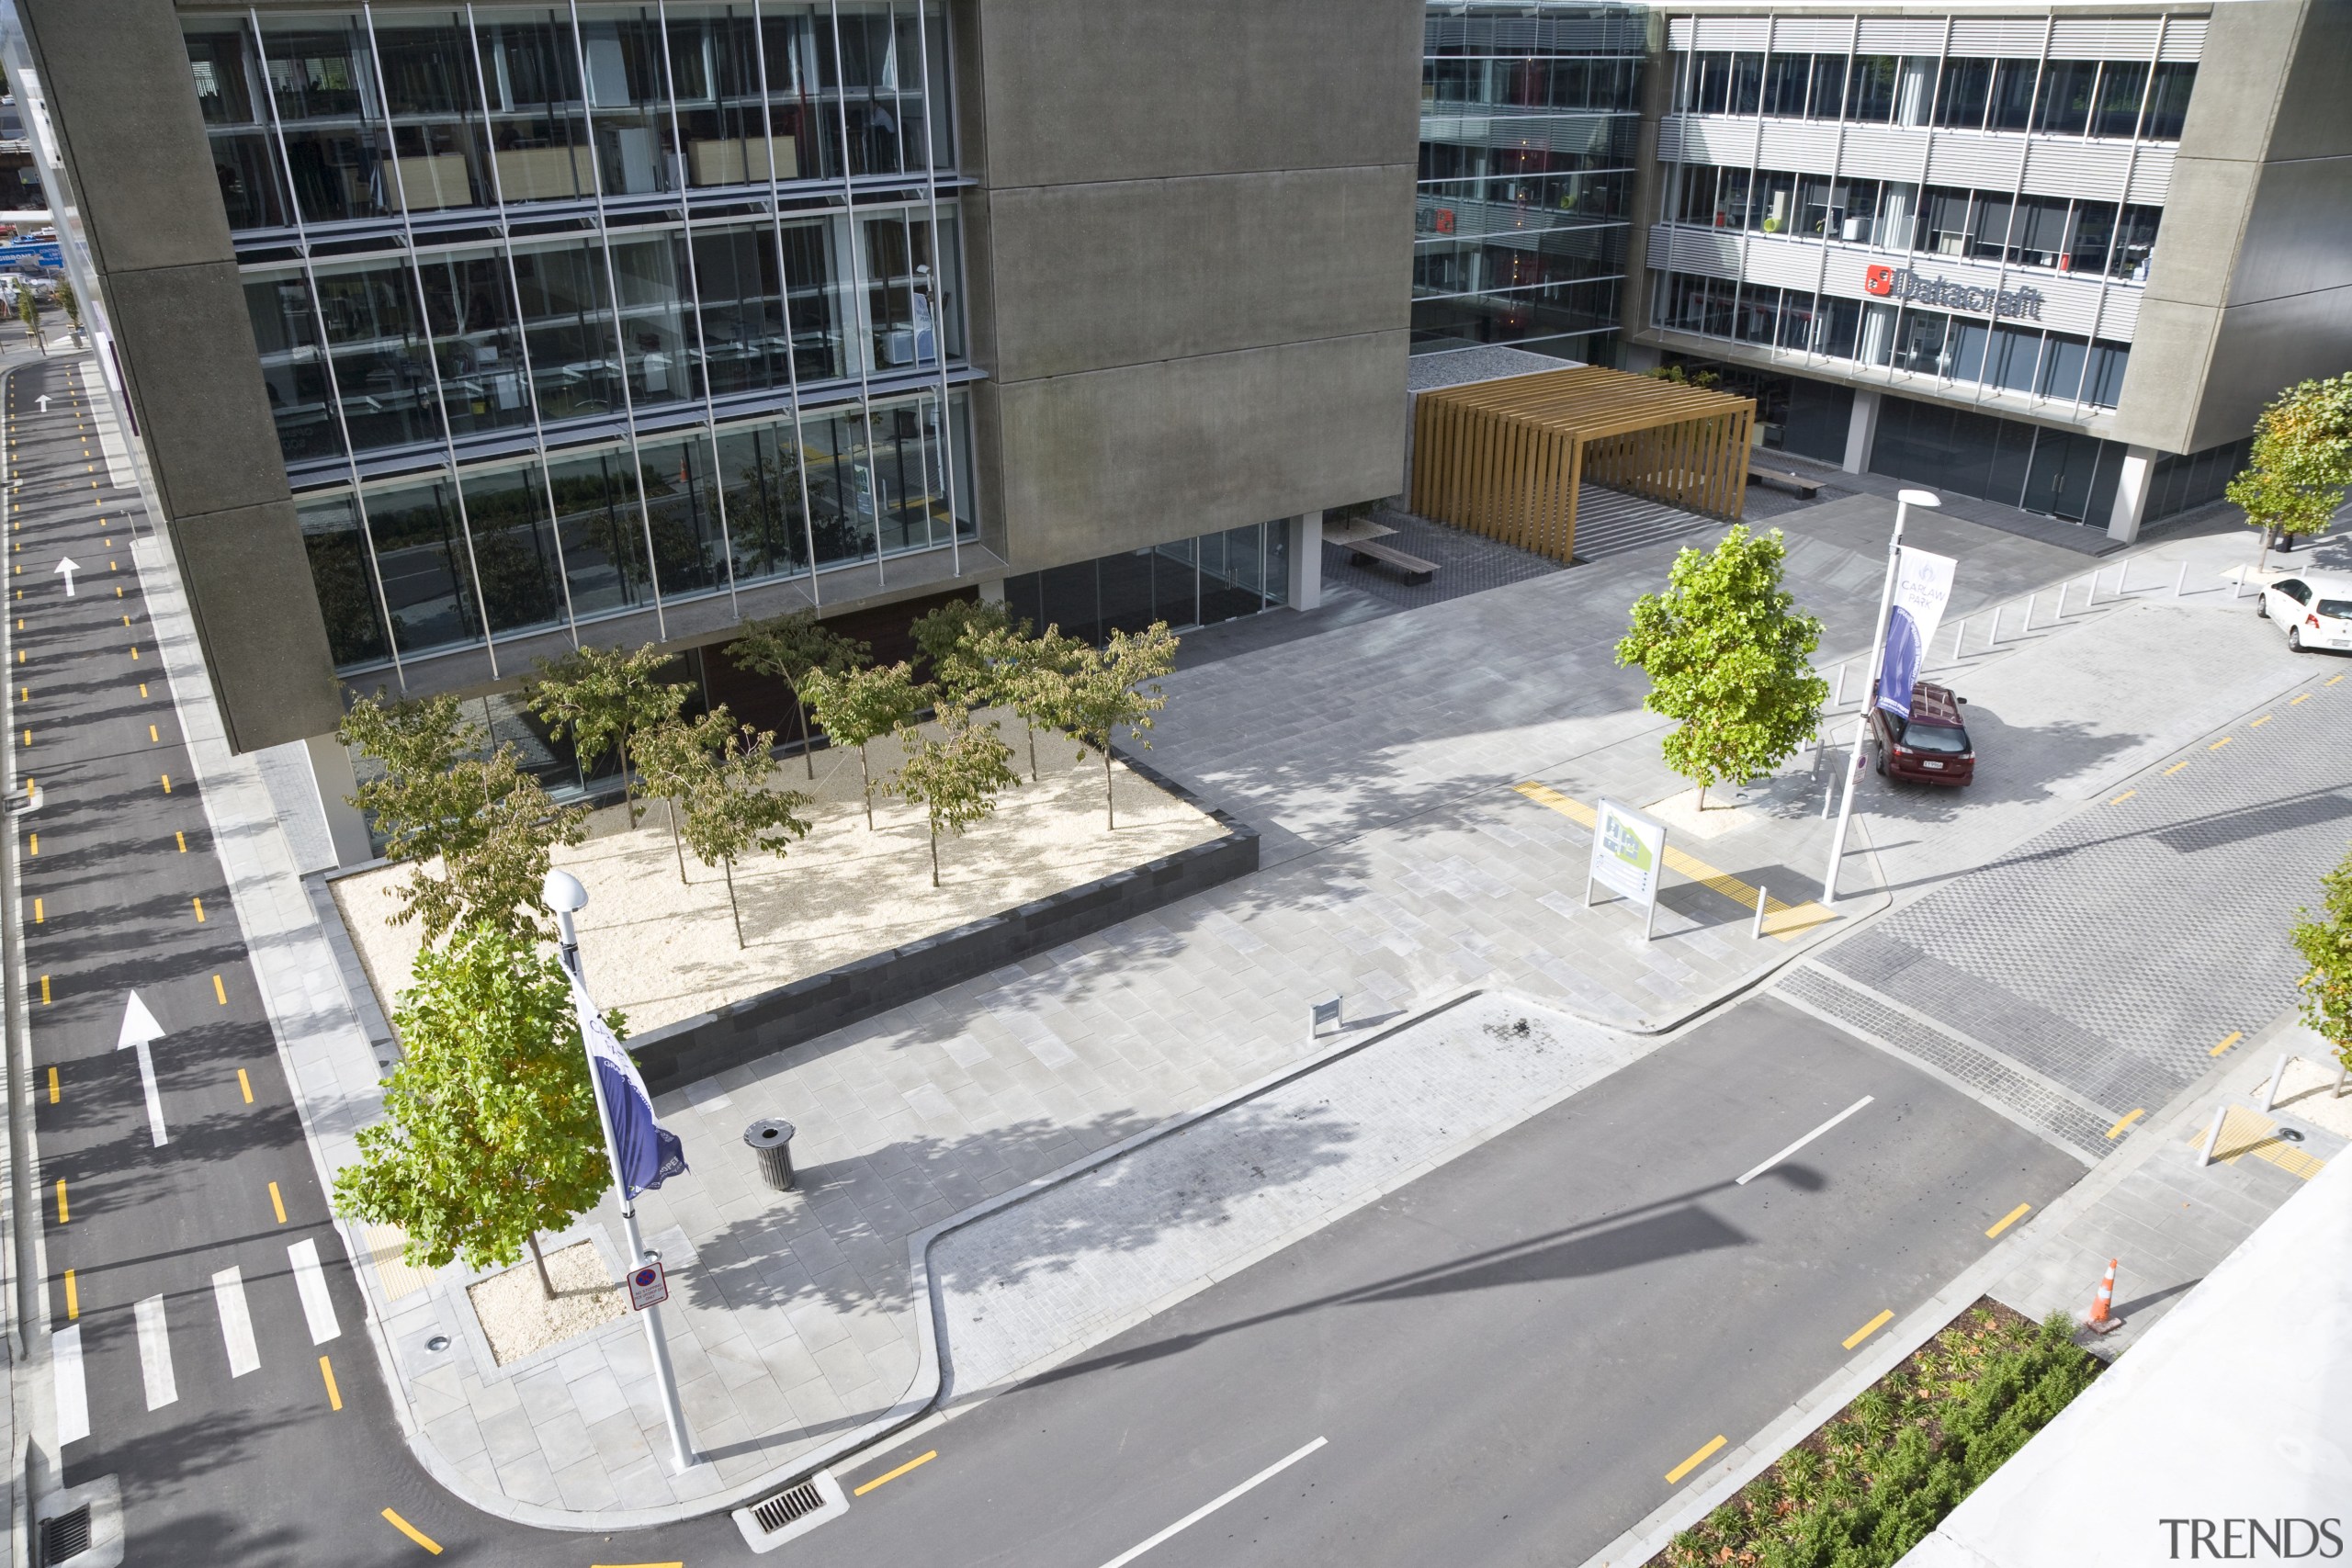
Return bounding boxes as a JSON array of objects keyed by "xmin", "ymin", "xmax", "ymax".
[{"xmin": 744, "ymin": 1118, "xmax": 797, "ymax": 1191}]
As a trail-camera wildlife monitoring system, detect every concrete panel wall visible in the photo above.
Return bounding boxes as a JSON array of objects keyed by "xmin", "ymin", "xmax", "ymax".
[{"xmin": 172, "ymin": 502, "xmax": 344, "ymax": 746}]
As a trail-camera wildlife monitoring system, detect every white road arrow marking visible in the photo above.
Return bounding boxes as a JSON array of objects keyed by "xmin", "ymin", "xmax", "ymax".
[
  {"xmin": 52, "ymin": 556, "xmax": 78, "ymax": 597},
  {"xmin": 33, "ymin": 394, "xmax": 49, "ymax": 413},
  {"xmin": 117, "ymin": 990, "xmax": 167, "ymax": 1146}
]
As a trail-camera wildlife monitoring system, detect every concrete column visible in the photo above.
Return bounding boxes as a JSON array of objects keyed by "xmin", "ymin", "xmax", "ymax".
[
  {"xmin": 2106, "ymin": 445, "xmax": 2159, "ymax": 543},
  {"xmin": 978, "ymin": 577, "xmax": 1005, "ymax": 604},
  {"xmin": 1288, "ymin": 512, "xmax": 1323, "ymax": 612},
  {"xmin": 1842, "ymin": 388, "xmax": 1882, "ymax": 475},
  {"xmin": 1621, "ymin": 343, "xmax": 1662, "ymax": 375},
  {"xmin": 303, "ymin": 731, "xmax": 375, "ymax": 868}
]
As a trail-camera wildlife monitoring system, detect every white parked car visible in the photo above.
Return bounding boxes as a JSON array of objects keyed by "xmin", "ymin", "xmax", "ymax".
[{"xmin": 2257, "ymin": 571, "xmax": 2352, "ymax": 653}]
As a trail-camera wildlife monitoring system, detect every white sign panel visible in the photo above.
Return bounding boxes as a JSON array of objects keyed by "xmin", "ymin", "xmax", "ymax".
[
  {"xmin": 1588, "ymin": 798, "xmax": 1668, "ymax": 910},
  {"xmin": 628, "ymin": 1260, "xmax": 669, "ymax": 1312}
]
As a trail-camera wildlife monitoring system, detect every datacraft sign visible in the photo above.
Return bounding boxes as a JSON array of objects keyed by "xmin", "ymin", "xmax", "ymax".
[
  {"xmin": 1865, "ymin": 264, "xmax": 2043, "ymax": 321},
  {"xmin": 1586, "ymin": 798, "xmax": 1669, "ymax": 940}
]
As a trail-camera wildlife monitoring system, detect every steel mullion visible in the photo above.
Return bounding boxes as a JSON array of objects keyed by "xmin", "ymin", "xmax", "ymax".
[
  {"xmin": 750, "ymin": 0, "xmax": 825, "ymax": 601},
  {"xmin": 910, "ymin": 0, "xmax": 961, "ymax": 573},
  {"xmin": 827, "ymin": 0, "xmax": 884, "ymax": 586}
]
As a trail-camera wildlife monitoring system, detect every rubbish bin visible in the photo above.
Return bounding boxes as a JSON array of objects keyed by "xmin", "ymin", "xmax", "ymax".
[{"xmin": 744, "ymin": 1118, "xmax": 797, "ymax": 1191}]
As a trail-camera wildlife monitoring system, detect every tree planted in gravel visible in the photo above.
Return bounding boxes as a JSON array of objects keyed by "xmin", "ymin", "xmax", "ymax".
[
  {"xmin": 1055, "ymin": 622, "xmax": 1179, "ymax": 829},
  {"xmin": 798, "ymin": 660, "xmax": 925, "ymax": 829},
  {"xmin": 340, "ymin": 693, "xmax": 586, "ymax": 942},
  {"xmin": 889, "ymin": 713, "xmax": 1021, "ymax": 887},
  {"xmin": 15, "ymin": 288, "xmax": 40, "ymax": 356},
  {"xmin": 332, "ymin": 921, "xmax": 619, "ymax": 1301},
  {"xmin": 976, "ymin": 621, "xmax": 1084, "ymax": 784},
  {"xmin": 2225, "ymin": 374, "xmax": 2352, "ymax": 570},
  {"xmin": 2292, "ymin": 845, "xmax": 2352, "ymax": 1068},
  {"xmin": 524, "ymin": 643, "xmax": 690, "ymax": 821},
  {"xmin": 632, "ymin": 707, "xmax": 741, "ymax": 884},
  {"xmin": 724, "ymin": 610, "xmax": 871, "ymax": 780},
  {"xmin": 909, "ymin": 596, "xmax": 1014, "ymax": 709},
  {"xmin": 673, "ymin": 722, "xmax": 813, "ymax": 948},
  {"xmin": 1614, "ymin": 525, "xmax": 1827, "ymax": 810}
]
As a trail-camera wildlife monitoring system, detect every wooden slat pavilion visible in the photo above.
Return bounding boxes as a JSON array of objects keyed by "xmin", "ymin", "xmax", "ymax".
[{"xmin": 1409, "ymin": 367, "xmax": 1756, "ymax": 563}]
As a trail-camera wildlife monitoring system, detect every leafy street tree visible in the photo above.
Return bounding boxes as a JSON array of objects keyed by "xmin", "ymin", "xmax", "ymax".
[
  {"xmin": 2292, "ymin": 846, "xmax": 2352, "ymax": 1070},
  {"xmin": 889, "ymin": 714, "xmax": 1020, "ymax": 887},
  {"xmin": 977, "ymin": 621, "xmax": 1084, "ymax": 783},
  {"xmin": 340, "ymin": 693, "xmax": 586, "ymax": 942},
  {"xmin": 331, "ymin": 922, "xmax": 619, "ymax": 1301},
  {"xmin": 525, "ymin": 643, "xmax": 690, "ymax": 822},
  {"xmin": 631, "ymin": 707, "xmax": 740, "ymax": 884},
  {"xmin": 1056, "ymin": 623, "xmax": 1179, "ymax": 829},
  {"xmin": 15, "ymin": 288, "xmax": 40, "ymax": 356},
  {"xmin": 673, "ymin": 722, "xmax": 813, "ymax": 948},
  {"xmin": 909, "ymin": 597, "xmax": 1014, "ymax": 709},
  {"xmin": 2225, "ymin": 375, "xmax": 2352, "ymax": 569},
  {"xmin": 725, "ymin": 610, "xmax": 871, "ymax": 780},
  {"xmin": 56, "ymin": 277, "xmax": 79, "ymax": 333},
  {"xmin": 1614, "ymin": 525, "xmax": 1827, "ymax": 810},
  {"xmin": 798, "ymin": 660, "xmax": 926, "ymax": 829}
]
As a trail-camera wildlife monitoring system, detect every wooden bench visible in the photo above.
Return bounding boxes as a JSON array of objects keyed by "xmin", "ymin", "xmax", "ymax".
[
  {"xmin": 1347, "ymin": 536, "xmax": 1440, "ymax": 585},
  {"xmin": 1747, "ymin": 463, "xmax": 1824, "ymax": 499}
]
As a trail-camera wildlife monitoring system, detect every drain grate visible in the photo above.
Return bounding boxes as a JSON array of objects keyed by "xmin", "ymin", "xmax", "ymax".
[
  {"xmin": 40, "ymin": 1505, "xmax": 92, "ymax": 1563},
  {"xmin": 750, "ymin": 1480, "xmax": 826, "ymax": 1535}
]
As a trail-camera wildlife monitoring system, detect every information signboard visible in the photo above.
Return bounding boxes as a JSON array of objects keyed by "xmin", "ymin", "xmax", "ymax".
[{"xmin": 1586, "ymin": 798, "xmax": 1669, "ymax": 940}]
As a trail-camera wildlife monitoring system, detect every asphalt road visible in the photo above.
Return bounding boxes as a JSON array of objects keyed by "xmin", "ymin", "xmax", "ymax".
[{"xmin": 13, "ymin": 348, "xmax": 2077, "ymax": 1566}]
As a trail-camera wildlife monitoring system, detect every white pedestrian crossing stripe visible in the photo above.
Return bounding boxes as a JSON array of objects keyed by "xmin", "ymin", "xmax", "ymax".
[
  {"xmin": 288, "ymin": 1238, "xmax": 339, "ymax": 1345},
  {"xmin": 212, "ymin": 1266, "xmax": 260, "ymax": 1378},
  {"xmin": 53, "ymin": 1324, "xmax": 88, "ymax": 1444},
  {"xmin": 134, "ymin": 1293, "xmax": 177, "ymax": 1411}
]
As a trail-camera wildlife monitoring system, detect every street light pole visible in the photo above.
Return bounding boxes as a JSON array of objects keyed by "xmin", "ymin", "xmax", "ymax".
[
  {"xmin": 1822, "ymin": 489, "xmax": 1939, "ymax": 906},
  {"xmin": 544, "ymin": 870, "xmax": 699, "ymax": 1473}
]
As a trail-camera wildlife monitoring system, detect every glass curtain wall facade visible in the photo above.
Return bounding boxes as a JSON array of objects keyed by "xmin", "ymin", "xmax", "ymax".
[
  {"xmin": 1000, "ymin": 524, "xmax": 1293, "ymax": 647},
  {"xmin": 187, "ymin": 2, "xmax": 974, "ymax": 679},
  {"xmin": 1417, "ymin": 4, "xmax": 1645, "ymax": 363}
]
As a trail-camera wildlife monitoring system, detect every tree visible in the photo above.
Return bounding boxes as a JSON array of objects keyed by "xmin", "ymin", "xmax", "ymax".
[
  {"xmin": 798, "ymin": 660, "xmax": 926, "ymax": 829},
  {"xmin": 673, "ymin": 722, "xmax": 813, "ymax": 948},
  {"xmin": 889, "ymin": 713, "xmax": 1020, "ymax": 887},
  {"xmin": 2225, "ymin": 375, "xmax": 2352, "ymax": 569},
  {"xmin": 631, "ymin": 707, "xmax": 738, "ymax": 884},
  {"xmin": 724, "ymin": 610, "xmax": 870, "ymax": 780},
  {"xmin": 977, "ymin": 621, "xmax": 1084, "ymax": 783},
  {"xmin": 15, "ymin": 288, "xmax": 40, "ymax": 356},
  {"xmin": 340, "ymin": 693, "xmax": 586, "ymax": 942},
  {"xmin": 55, "ymin": 277, "xmax": 78, "ymax": 333},
  {"xmin": 524, "ymin": 643, "xmax": 689, "ymax": 822},
  {"xmin": 2292, "ymin": 847, "xmax": 2352, "ymax": 1070},
  {"xmin": 1056, "ymin": 623, "xmax": 1179, "ymax": 829},
  {"xmin": 331, "ymin": 922, "xmax": 618, "ymax": 1302},
  {"xmin": 1614, "ymin": 525, "xmax": 1827, "ymax": 809},
  {"xmin": 909, "ymin": 596, "xmax": 1014, "ymax": 709}
]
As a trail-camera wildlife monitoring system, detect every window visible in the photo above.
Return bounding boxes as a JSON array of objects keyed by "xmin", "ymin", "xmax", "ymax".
[
  {"xmin": 1989, "ymin": 59, "xmax": 2039, "ymax": 131},
  {"xmin": 1808, "ymin": 57, "xmax": 1847, "ymax": 119},
  {"xmin": 2093, "ymin": 61, "xmax": 2148, "ymax": 137},
  {"xmin": 1846, "ymin": 54, "xmax": 1898, "ymax": 122},
  {"xmin": 1762, "ymin": 53, "xmax": 1810, "ymax": 117},
  {"xmin": 2034, "ymin": 60, "xmax": 2098, "ymax": 135},
  {"xmin": 2143, "ymin": 62, "xmax": 2196, "ymax": 139},
  {"xmin": 1935, "ymin": 58, "xmax": 1993, "ymax": 130},
  {"xmin": 1728, "ymin": 51, "xmax": 1763, "ymax": 114}
]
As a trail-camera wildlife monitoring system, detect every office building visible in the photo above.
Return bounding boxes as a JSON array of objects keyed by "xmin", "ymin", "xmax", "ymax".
[{"xmin": 3, "ymin": 0, "xmax": 1419, "ymax": 807}]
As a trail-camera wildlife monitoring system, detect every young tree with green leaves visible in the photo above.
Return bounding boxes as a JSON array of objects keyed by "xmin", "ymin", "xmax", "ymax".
[
  {"xmin": 630, "ymin": 707, "xmax": 740, "ymax": 884},
  {"xmin": 909, "ymin": 597, "xmax": 1014, "ymax": 709},
  {"xmin": 723, "ymin": 609, "xmax": 871, "ymax": 779},
  {"xmin": 331, "ymin": 922, "xmax": 619, "ymax": 1301},
  {"xmin": 798, "ymin": 660, "xmax": 926, "ymax": 829},
  {"xmin": 524, "ymin": 643, "xmax": 690, "ymax": 821},
  {"xmin": 1614, "ymin": 525, "xmax": 1827, "ymax": 809},
  {"xmin": 55, "ymin": 278, "xmax": 78, "ymax": 334},
  {"xmin": 1056, "ymin": 622, "xmax": 1179, "ymax": 829},
  {"xmin": 673, "ymin": 722, "xmax": 813, "ymax": 948},
  {"xmin": 2292, "ymin": 846, "xmax": 2352, "ymax": 1070},
  {"xmin": 340, "ymin": 693, "xmax": 586, "ymax": 942},
  {"xmin": 978, "ymin": 621, "xmax": 1084, "ymax": 783},
  {"xmin": 15, "ymin": 288, "xmax": 40, "ymax": 356},
  {"xmin": 2225, "ymin": 374, "xmax": 2352, "ymax": 569},
  {"xmin": 889, "ymin": 714, "xmax": 1021, "ymax": 887}
]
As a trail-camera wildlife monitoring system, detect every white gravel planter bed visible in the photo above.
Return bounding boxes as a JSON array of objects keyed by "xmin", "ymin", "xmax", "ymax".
[{"xmin": 334, "ymin": 709, "xmax": 1222, "ymax": 1034}]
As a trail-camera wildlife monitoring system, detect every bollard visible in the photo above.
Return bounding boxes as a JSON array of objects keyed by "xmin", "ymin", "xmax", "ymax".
[
  {"xmin": 1951, "ymin": 619, "xmax": 1965, "ymax": 663},
  {"xmin": 1834, "ymin": 663, "xmax": 1847, "ymax": 707},
  {"xmin": 1751, "ymin": 886, "xmax": 1768, "ymax": 942},
  {"xmin": 2115, "ymin": 563, "xmax": 2129, "ymax": 597},
  {"xmin": 2262, "ymin": 1053, "xmax": 2290, "ymax": 1111},
  {"xmin": 2336, "ymin": 1060, "xmax": 2348, "ymax": 1100},
  {"xmin": 2024, "ymin": 591, "xmax": 2037, "ymax": 630},
  {"xmin": 2199, "ymin": 1102, "xmax": 2230, "ymax": 1167},
  {"xmin": 2174, "ymin": 561, "xmax": 2187, "ymax": 598}
]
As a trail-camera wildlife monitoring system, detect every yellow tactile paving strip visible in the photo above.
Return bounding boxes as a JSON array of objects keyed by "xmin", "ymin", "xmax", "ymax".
[
  {"xmin": 2186, "ymin": 1104, "xmax": 2327, "ymax": 1181},
  {"xmin": 366, "ymin": 1224, "xmax": 437, "ymax": 1303}
]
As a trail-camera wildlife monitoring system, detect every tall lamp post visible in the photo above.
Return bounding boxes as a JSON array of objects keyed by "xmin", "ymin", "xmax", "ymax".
[
  {"xmin": 1822, "ymin": 488, "xmax": 1940, "ymax": 906},
  {"xmin": 544, "ymin": 869, "xmax": 699, "ymax": 1473}
]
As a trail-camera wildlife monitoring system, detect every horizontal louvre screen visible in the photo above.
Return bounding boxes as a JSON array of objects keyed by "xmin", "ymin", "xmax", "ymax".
[
  {"xmin": 1857, "ymin": 17, "xmax": 1948, "ymax": 52},
  {"xmin": 1758, "ymin": 119, "xmax": 1841, "ymax": 175},
  {"xmin": 1679, "ymin": 117, "xmax": 1761, "ymax": 166},
  {"xmin": 2096, "ymin": 288, "xmax": 2140, "ymax": 343},
  {"xmin": 2020, "ymin": 139, "xmax": 2131, "ymax": 201},
  {"xmin": 2159, "ymin": 18, "xmax": 2205, "ymax": 62},
  {"xmin": 1744, "ymin": 235, "xmax": 1826, "ymax": 292},
  {"xmin": 1947, "ymin": 18, "xmax": 2051, "ymax": 57},
  {"xmin": 2126, "ymin": 144, "xmax": 2174, "ymax": 205},
  {"xmin": 1693, "ymin": 17, "xmax": 1770, "ymax": 50},
  {"xmin": 1668, "ymin": 17, "xmax": 1695, "ymax": 50},
  {"xmin": 1837, "ymin": 128, "xmax": 1932, "ymax": 181},
  {"xmin": 2048, "ymin": 18, "xmax": 2162, "ymax": 57},
  {"xmin": 1661, "ymin": 224, "xmax": 1742, "ymax": 278},
  {"xmin": 1770, "ymin": 17, "xmax": 1855, "ymax": 51},
  {"xmin": 1926, "ymin": 134, "xmax": 2028, "ymax": 189}
]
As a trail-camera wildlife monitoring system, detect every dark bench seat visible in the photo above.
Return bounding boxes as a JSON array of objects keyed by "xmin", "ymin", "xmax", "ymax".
[{"xmin": 1747, "ymin": 463, "xmax": 1824, "ymax": 499}]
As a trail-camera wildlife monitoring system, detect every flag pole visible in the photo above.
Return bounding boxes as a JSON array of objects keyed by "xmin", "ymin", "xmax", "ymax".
[
  {"xmin": 546, "ymin": 870, "xmax": 699, "ymax": 1473},
  {"xmin": 1822, "ymin": 490, "xmax": 1939, "ymax": 906}
]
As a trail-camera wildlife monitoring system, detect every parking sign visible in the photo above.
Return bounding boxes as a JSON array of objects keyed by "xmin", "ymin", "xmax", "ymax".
[{"xmin": 628, "ymin": 1260, "xmax": 669, "ymax": 1312}]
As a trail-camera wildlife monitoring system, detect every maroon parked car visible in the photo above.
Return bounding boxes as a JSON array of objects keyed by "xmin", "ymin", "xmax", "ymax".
[{"xmin": 1867, "ymin": 680, "xmax": 1975, "ymax": 786}]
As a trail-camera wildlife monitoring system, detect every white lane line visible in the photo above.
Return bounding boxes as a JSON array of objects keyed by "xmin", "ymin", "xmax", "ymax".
[
  {"xmin": 212, "ymin": 1266, "xmax": 260, "ymax": 1378},
  {"xmin": 53, "ymin": 1325, "xmax": 88, "ymax": 1444},
  {"xmin": 288, "ymin": 1238, "xmax": 339, "ymax": 1344},
  {"xmin": 1095, "ymin": 1437, "xmax": 1329, "ymax": 1568},
  {"xmin": 134, "ymin": 1293, "xmax": 177, "ymax": 1410},
  {"xmin": 1735, "ymin": 1096, "xmax": 1875, "ymax": 1186}
]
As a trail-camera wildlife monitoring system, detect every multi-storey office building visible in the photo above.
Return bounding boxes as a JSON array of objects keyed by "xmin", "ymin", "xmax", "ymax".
[
  {"xmin": 6, "ymin": 0, "xmax": 1419, "ymax": 813},
  {"xmin": 1623, "ymin": 2, "xmax": 2352, "ymax": 537},
  {"xmin": 1415, "ymin": 3, "xmax": 1649, "ymax": 364}
]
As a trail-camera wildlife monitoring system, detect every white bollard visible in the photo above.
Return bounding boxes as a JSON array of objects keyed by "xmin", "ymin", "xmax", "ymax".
[
  {"xmin": 1985, "ymin": 608, "xmax": 1998, "ymax": 650},
  {"xmin": 2263, "ymin": 1053, "xmax": 2290, "ymax": 1112},
  {"xmin": 2024, "ymin": 592, "xmax": 2036, "ymax": 630},
  {"xmin": 1835, "ymin": 664, "xmax": 1847, "ymax": 707},
  {"xmin": 2200, "ymin": 1102, "xmax": 2230, "ymax": 1167},
  {"xmin": 1752, "ymin": 886, "xmax": 1769, "ymax": 941},
  {"xmin": 2174, "ymin": 561, "xmax": 2187, "ymax": 598},
  {"xmin": 1951, "ymin": 620, "xmax": 1965, "ymax": 663}
]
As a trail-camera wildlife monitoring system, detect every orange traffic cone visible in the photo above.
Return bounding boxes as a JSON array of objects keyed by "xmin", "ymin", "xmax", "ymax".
[{"xmin": 2085, "ymin": 1258, "xmax": 2121, "ymax": 1335}]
